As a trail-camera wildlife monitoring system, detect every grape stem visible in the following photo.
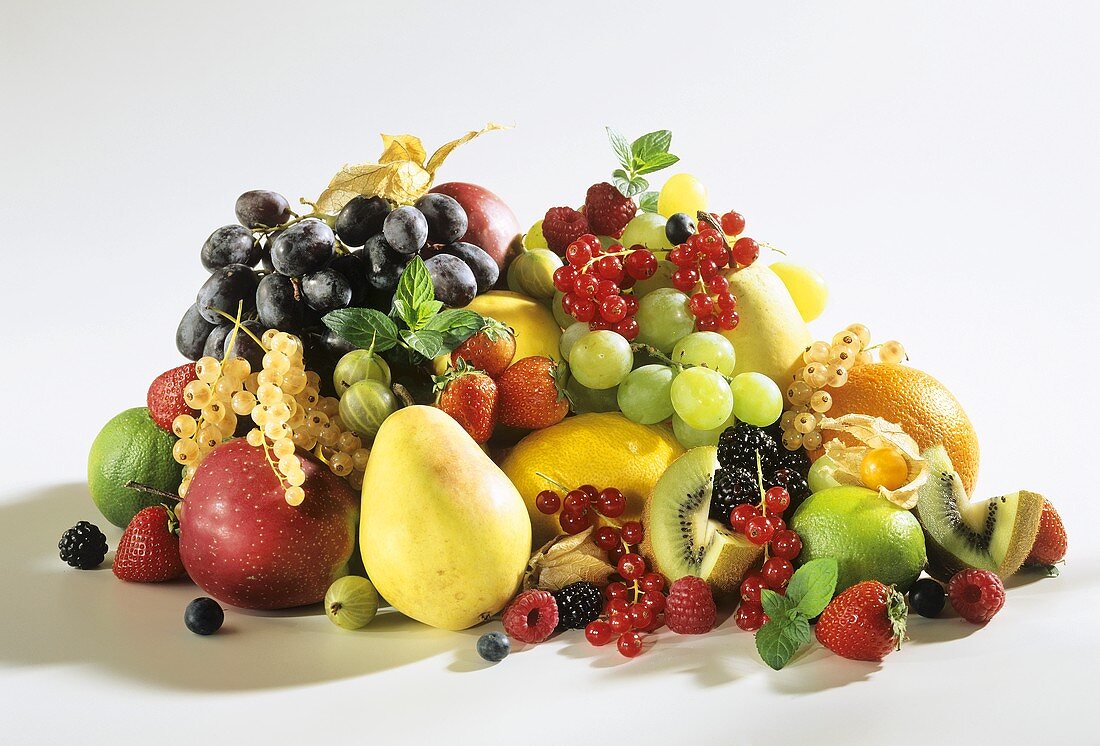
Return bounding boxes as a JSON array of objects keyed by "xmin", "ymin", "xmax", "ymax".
[
  {"xmin": 124, "ymin": 481, "xmax": 180, "ymax": 502},
  {"xmin": 628, "ymin": 343, "xmax": 735, "ymax": 382}
]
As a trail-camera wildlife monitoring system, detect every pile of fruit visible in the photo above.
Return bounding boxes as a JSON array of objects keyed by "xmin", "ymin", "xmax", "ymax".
[{"xmin": 71, "ymin": 126, "xmax": 1067, "ymax": 668}]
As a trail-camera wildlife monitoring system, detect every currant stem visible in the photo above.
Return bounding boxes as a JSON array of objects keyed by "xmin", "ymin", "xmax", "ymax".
[
  {"xmin": 535, "ymin": 472, "xmax": 571, "ymax": 493},
  {"xmin": 755, "ymin": 450, "xmax": 770, "ymax": 562},
  {"xmin": 209, "ymin": 307, "xmax": 268, "ymax": 350},
  {"xmin": 124, "ymin": 481, "xmax": 180, "ymax": 501}
]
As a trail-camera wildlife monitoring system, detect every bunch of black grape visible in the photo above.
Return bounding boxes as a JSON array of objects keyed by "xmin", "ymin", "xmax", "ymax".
[
  {"xmin": 709, "ymin": 422, "xmax": 813, "ymax": 525},
  {"xmin": 175, "ymin": 188, "xmax": 499, "ymax": 380}
]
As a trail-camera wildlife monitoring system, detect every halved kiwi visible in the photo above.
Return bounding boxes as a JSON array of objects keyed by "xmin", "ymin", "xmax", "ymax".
[
  {"xmin": 914, "ymin": 445, "xmax": 1043, "ymax": 580},
  {"xmin": 641, "ymin": 446, "xmax": 762, "ymax": 595}
]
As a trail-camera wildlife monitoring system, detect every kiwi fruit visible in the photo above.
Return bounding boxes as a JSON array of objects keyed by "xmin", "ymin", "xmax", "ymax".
[
  {"xmin": 913, "ymin": 445, "xmax": 1043, "ymax": 580},
  {"xmin": 641, "ymin": 446, "xmax": 762, "ymax": 595}
]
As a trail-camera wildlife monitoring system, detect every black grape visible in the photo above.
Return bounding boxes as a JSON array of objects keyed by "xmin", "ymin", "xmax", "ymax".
[
  {"xmin": 334, "ymin": 196, "xmax": 390, "ymax": 247},
  {"xmin": 270, "ymin": 219, "xmax": 335, "ymax": 277},
  {"xmin": 436, "ymin": 241, "xmax": 498, "ymax": 293},
  {"xmin": 414, "ymin": 193, "xmax": 468, "ymax": 244},
  {"xmin": 359, "ymin": 235, "xmax": 407, "ymax": 292},
  {"xmin": 201, "ymin": 225, "xmax": 260, "ymax": 271},
  {"xmin": 256, "ymin": 273, "xmax": 303, "ymax": 331},
  {"xmin": 235, "ymin": 190, "xmax": 292, "ymax": 229},
  {"xmin": 176, "ymin": 304, "xmax": 216, "ymax": 360},
  {"xmin": 424, "ymin": 254, "xmax": 477, "ymax": 307},
  {"xmin": 196, "ymin": 264, "xmax": 259, "ymax": 323},
  {"xmin": 330, "ymin": 252, "xmax": 370, "ymax": 306},
  {"xmin": 223, "ymin": 320, "xmax": 266, "ymax": 370},
  {"xmin": 665, "ymin": 213, "xmax": 696, "ymax": 245},
  {"xmin": 301, "ymin": 269, "xmax": 352, "ymax": 314},
  {"xmin": 203, "ymin": 323, "xmax": 233, "ymax": 359},
  {"xmin": 382, "ymin": 206, "xmax": 428, "ymax": 255}
]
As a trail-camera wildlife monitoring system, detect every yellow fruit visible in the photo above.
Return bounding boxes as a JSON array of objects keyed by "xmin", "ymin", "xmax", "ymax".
[
  {"xmin": 657, "ymin": 173, "xmax": 708, "ymax": 218},
  {"xmin": 720, "ymin": 264, "xmax": 812, "ymax": 387},
  {"xmin": 434, "ymin": 291, "xmax": 562, "ymax": 375},
  {"xmin": 500, "ymin": 413, "xmax": 685, "ymax": 547},
  {"xmin": 825, "ymin": 363, "xmax": 981, "ymax": 495},
  {"xmin": 860, "ymin": 447, "xmax": 909, "ymax": 491},
  {"xmin": 359, "ymin": 406, "xmax": 531, "ymax": 630},
  {"xmin": 769, "ymin": 261, "xmax": 828, "ymax": 322}
]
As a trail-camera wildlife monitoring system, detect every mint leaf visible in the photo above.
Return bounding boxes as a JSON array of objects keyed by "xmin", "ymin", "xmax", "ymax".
[
  {"xmin": 760, "ymin": 588, "xmax": 795, "ymax": 620},
  {"xmin": 423, "ymin": 309, "xmax": 483, "ymax": 351},
  {"xmin": 323, "ymin": 308, "xmax": 399, "ymax": 352},
  {"xmin": 401, "ymin": 329, "xmax": 444, "ymax": 360},
  {"xmin": 394, "ymin": 256, "xmax": 434, "ymax": 314},
  {"xmin": 622, "ymin": 176, "xmax": 649, "ymax": 198},
  {"xmin": 414, "ymin": 299, "xmax": 444, "ymax": 329},
  {"xmin": 606, "ymin": 127, "xmax": 632, "ymax": 170},
  {"xmin": 612, "ymin": 175, "xmax": 632, "ymax": 198},
  {"xmin": 392, "ymin": 298, "xmax": 416, "ymax": 329},
  {"xmin": 786, "ymin": 558, "xmax": 839, "ymax": 618},
  {"xmin": 635, "ymin": 152, "xmax": 680, "ymax": 176},
  {"xmin": 638, "ymin": 192, "xmax": 659, "ymax": 213},
  {"xmin": 631, "ymin": 130, "xmax": 672, "ymax": 162},
  {"xmin": 755, "ymin": 616, "xmax": 812, "ymax": 671}
]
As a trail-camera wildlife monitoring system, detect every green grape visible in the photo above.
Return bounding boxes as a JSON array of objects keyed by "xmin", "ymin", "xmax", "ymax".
[
  {"xmin": 523, "ymin": 219, "xmax": 548, "ymax": 249},
  {"xmin": 632, "ymin": 259, "xmax": 676, "ymax": 298},
  {"xmin": 333, "ymin": 350, "xmax": 391, "ymax": 395},
  {"xmin": 671, "ymin": 332, "xmax": 737, "ymax": 376},
  {"xmin": 338, "ymin": 380, "xmax": 398, "ymax": 441},
  {"xmin": 657, "ymin": 173, "xmax": 708, "ymax": 218},
  {"xmin": 551, "ymin": 291, "xmax": 572, "ymax": 329},
  {"xmin": 672, "ymin": 410, "xmax": 736, "ymax": 449},
  {"xmin": 729, "ymin": 372, "xmax": 783, "ymax": 427},
  {"xmin": 635, "ymin": 288, "xmax": 694, "ymax": 353},
  {"xmin": 808, "ymin": 453, "xmax": 844, "ymax": 493},
  {"xmin": 559, "ymin": 322, "xmax": 590, "ymax": 361},
  {"xmin": 569, "ymin": 330, "xmax": 633, "ymax": 389},
  {"xmin": 617, "ymin": 364, "xmax": 675, "ymax": 424},
  {"xmin": 620, "ymin": 213, "xmax": 673, "ymax": 251},
  {"xmin": 670, "ymin": 367, "xmax": 733, "ymax": 430},
  {"xmin": 566, "ymin": 378, "xmax": 619, "ymax": 414}
]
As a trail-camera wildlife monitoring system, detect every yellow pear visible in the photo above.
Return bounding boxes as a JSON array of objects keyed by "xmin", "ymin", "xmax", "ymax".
[
  {"xmin": 721, "ymin": 264, "xmax": 812, "ymax": 387},
  {"xmin": 432, "ymin": 290, "xmax": 562, "ymax": 375},
  {"xmin": 359, "ymin": 406, "xmax": 531, "ymax": 630}
]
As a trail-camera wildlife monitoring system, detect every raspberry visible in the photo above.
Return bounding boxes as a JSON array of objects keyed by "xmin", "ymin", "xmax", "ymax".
[
  {"xmin": 502, "ymin": 590, "xmax": 559, "ymax": 643},
  {"xmin": 552, "ymin": 581, "xmax": 603, "ymax": 630},
  {"xmin": 665, "ymin": 576, "xmax": 716, "ymax": 634},
  {"xmin": 542, "ymin": 207, "xmax": 590, "ymax": 254},
  {"xmin": 948, "ymin": 569, "xmax": 1005, "ymax": 624},
  {"xmin": 584, "ymin": 182, "xmax": 636, "ymax": 238}
]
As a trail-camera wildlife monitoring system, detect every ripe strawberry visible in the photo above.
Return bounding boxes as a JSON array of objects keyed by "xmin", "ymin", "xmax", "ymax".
[
  {"xmin": 584, "ymin": 182, "xmax": 636, "ymax": 238},
  {"xmin": 147, "ymin": 363, "xmax": 198, "ymax": 431},
  {"xmin": 542, "ymin": 207, "xmax": 590, "ymax": 255},
  {"xmin": 665, "ymin": 576, "xmax": 716, "ymax": 634},
  {"xmin": 434, "ymin": 363, "xmax": 499, "ymax": 444},
  {"xmin": 452, "ymin": 321, "xmax": 516, "ymax": 378},
  {"xmin": 815, "ymin": 581, "xmax": 907, "ymax": 661},
  {"xmin": 496, "ymin": 356, "xmax": 569, "ymax": 430},
  {"xmin": 1026, "ymin": 500, "xmax": 1067, "ymax": 566},
  {"xmin": 948, "ymin": 569, "xmax": 1005, "ymax": 624},
  {"xmin": 113, "ymin": 505, "xmax": 186, "ymax": 583}
]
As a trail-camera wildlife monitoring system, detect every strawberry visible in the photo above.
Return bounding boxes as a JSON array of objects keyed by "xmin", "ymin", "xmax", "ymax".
[
  {"xmin": 584, "ymin": 182, "xmax": 636, "ymax": 238},
  {"xmin": 434, "ymin": 362, "xmax": 499, "ymax": 444},
  {"xmin": 113, "ymin": 505, "xmax": 187, "ymax": 583},
  {"xmin": 496, "ymin": 356, "xmax": 569, "ymax": 430},
  {"xmin": 815, "ymin": 581, "xmax": 907, "ymax": 661},
  {"xmin": 147, "ymin": 363, "xmax": 198, "ymax": 431},
  {"xmin": 1026, "ymin": 499, "xmax": 1067, "ymax": 567},
  {"xmin": 452, "ymin": 320, "xmax": 516, "ymax": 378}
]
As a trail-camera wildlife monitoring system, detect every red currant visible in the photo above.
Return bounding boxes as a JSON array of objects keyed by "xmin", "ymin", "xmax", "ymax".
[
  {"xmin": 768, "ymin": 516, "xmax": 786, "ymax": 533},
  {"xmin": 641, "ymin": 591, "xmax": 666, "ymax": 613},
  {"xmin": 629, "ymin": 603, "xmax": 654, "ymax": 629},
  {"xmin": 579, "ymin": 484, "xmax": 598, "ymax": 498},
  {"xmin": 707, "ymin": 276, "xmax": 730, "ymax": 295},
  {"xmin": 668, "ymin": 246, "xmax": 691, "ymax": 267},
  {"xmin": 595, "ymin": 487, "xmax": 626, "ymax": 517},
  {"xmin": 729, "ymin": 503, "xmax": 759, "ymax": 532},
  {"xmin": 697, "ymin": 258, "xmax": 718, "ymax": 280},
  {"xmin": 566, "ymin": 241, "xmax": 593, "ymax": 266},
  {"xmin": 535, "ymin": 490, "xmax": 560, "ymax": 514},
  {"xmin": 762, "ymin": 557, "xmax": 794, "ymax": 589},
  {"xmin": 594, "ymin": 279, "xmax": 620, "ymax": 301},
  {"xmin": 604, "ymin": 581, "xmax": 628, "ymax": 602},
  {"xmin": 696, "ymin": 315, "xmax": 719, "ymax": 332},
  {"xmin": 715, "ymin": 291, "xmax": 737, "ymax": 311},
  {"xmin": 595, "ymin": 255, "xmax": 625, "ymax": 283},
  {"xmin": 614, "ymin": 317, "xmax": 639, "ymax": 341},
  {"xmin": 671, "ymin": 267, "xmax": 699, "ymax": 292},
  {"xmin": 607, "ymin": 544, "xmax": 625, "ymax": 565},
  {"xmin": 764, "ymin": 486, "xmax": 791, "ymax": 513},
  {"xmin": 617, "ymin": 631, "xmax": 644, "ymax": 658},
  {"xmin": 640, "ymin": 572, "xmax": 666, "ymax": 594},
  {"xmin": 732, "ymin": 237, "xmax": 759, "ymax": 266},
  {"xmin": 740, "ymin": 573, "xmax": 767, "ymax": 605},
  {"xmin": 745, "ymin": 515, "xmax": 774, "ymax": 545},
  {"xmin": 571, "ymin": 297, "xmax": 596, "ymax": 322},
  {"xmin": 562, "ymin": 489, "xmax": 590, "ymax": 516},
  {"xmin": 585, "ymin": 620, "xmax": 613, "ymax": 646},
  {"xmin": 594, "ymin": 525, "xmax": 620, "ymax": 550},
  {"xmin": 717, "ymin": 311, "xmax": 739, "ymax": 331},
  {"xmin": 589, "ymin": 319, "xmax": 613, "ymax": 331},
  {"xmin": 553, "ymin": 266, "xmax": 577, "ymax": 293},
  {"xmin": 721, "ymin": 211, "xmax": 746, "ymax": 236},
  {"xmin": 622, "ymin": 295, "xmax": 639, "ymax": 315},
  {"xmin": 771, "ymin": 530, "xmax": 802, "ymax": 560},
  {"xmin": 735, "ymin": 602, "xmax": 767, "ymax": 632},
  {"xmin": 580, "ymin": 234, "xmax": 602, "ymax": 252},
  {"xmin": 600, "ymin": 295, "xmax": 628, "ymax": 323},
  {"xmin": 617, "ymin": 553, "xmax": 647, "ymax": 581},
  {"xmin": 559, "ymin": 510, "xmax": 592, "ymax": 535},
  {"xmin": 689, "ymin": 293, "xmax": 714, "ymax": 318},
  {"xmin": 609, "ymin": 611, "xmax": 633, "ymax": 634},
  {"xmin": 573, "ymin": 273, "xmax": 598, "ymax": 297},
  {"xmin": 620, "ymin": 521, "xmax": 644, "ymax": 545},
  {"xmin": 606, "ymin": 597, "xmax": 630, "ymax": 616},
  {"xmin": 624, "ymin": 248, "xmax": 657, "ymax": 279}
]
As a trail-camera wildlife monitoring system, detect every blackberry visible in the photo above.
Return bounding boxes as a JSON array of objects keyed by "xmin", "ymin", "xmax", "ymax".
[
  {"xmin": 552, "ymin": 581, "xmax": 603, "ymax": 630},
  {"xmin": 774, "ymin": 446, "xmax": 811, "ymax": 476},
  {"xmin": 58, "ymin": 521, "xmax": 108, "ymax": 569},
  {"xmin": 770, "ymin": 467, "xmax": 811, "ymax": 511},
  {"xmin": 709, "ymin": 466, "xmax": 757, "ymax": 524},
  {"xmin": 717, "ymin": 423, "xmax": 779, "ymax": 470}
]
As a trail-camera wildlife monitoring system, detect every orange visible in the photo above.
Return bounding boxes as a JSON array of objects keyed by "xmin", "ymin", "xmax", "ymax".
[{"xmin": 824, "ymin": 364, "xmax": 980, "ymax": 494}]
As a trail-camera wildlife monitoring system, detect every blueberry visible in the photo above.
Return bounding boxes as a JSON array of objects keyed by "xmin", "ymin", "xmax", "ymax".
[
  {"xmin": 665, "ymin": 212, "xmax": 696, "ymax": 245},
  {"xmin": 908, "ymin": 578, "xmax": 946, "ymax": 618},
  {"xmin": 184, "ymin": 597, "xmax": 225, "ymax": 635},
  {"xmin": 476, "ymin": 632, "xmax": 510, "ymax": 662}
]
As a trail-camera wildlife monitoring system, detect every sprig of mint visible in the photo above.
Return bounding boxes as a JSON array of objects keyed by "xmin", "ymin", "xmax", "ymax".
[
  {"xmin": 606, "ymin": 128, "xmax": 680, "ymax": 199},
  {"xmin": 754, "ymin": 557, "xmax": 838, "ymax": 670},
  {"xmin": 322, "ymin": 256, "xmax": 484, "ymax": 363}
]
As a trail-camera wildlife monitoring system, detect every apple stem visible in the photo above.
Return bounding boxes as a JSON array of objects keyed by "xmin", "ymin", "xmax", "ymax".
[{"xmin": 125, "ymin": 481, "xmax": 180, "ymax": 502}]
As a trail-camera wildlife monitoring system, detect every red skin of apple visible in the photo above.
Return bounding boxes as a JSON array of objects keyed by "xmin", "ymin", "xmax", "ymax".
[
  {"xmin": 429, "ymin": 182, "xmax": 521, "ymax": 282},
  {"xmin": 178, "ymin": 439, "xmax": 359, "ymax": 610}
]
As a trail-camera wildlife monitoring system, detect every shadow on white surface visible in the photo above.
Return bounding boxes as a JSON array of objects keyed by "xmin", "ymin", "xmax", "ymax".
[{"xmin": 0, "ymin": 482, "xmax": 479, "ymax": 692}]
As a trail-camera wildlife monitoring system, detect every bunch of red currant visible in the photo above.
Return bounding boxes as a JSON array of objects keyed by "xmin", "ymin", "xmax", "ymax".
[
  {"xmin": 669, "ymin": 211, "xmax": 760, "ymax": 333},
  {"xmin": 535, "ymin": 480, "xmax": 626, "ymax": 535},
  {"xmin": 728, "ymin": 484, "xmax": 804, "ymax": 632},
  {"xmin": 552, "ymin": 234, "xmax": 658, "ymax": 341}
]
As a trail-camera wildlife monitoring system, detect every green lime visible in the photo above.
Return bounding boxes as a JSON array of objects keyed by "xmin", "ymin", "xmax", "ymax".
[
  {"xmin": 88, "ymin": 407, "xmax": 182, "ymax": 527},
  {"xmin": 790, "ymin": 485, "xmax": 926, "ymax": 593}
]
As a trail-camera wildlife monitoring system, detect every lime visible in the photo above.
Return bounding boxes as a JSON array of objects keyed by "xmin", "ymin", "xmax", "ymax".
[
  {"xmin": 88, "ymin": 407, "xmax": 182, "ymax": 527},
  {"xmin": 790, "ymin": 486, "xmax": 926, "ymax": 593}
]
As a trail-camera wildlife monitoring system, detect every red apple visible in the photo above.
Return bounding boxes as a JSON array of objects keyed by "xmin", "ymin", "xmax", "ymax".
[
  {"xmin": 430, "ymin": 182, "xmax": 521, "ymax": 280},
  {"xmin": 179, "ymin": 439, "xmax": 358, "ymax": 609}
]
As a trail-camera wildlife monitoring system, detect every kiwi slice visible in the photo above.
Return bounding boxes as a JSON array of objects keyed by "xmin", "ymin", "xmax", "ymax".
[
  {"xmin": 641, "ymin": 446, "xmax": 762, "ymax": 595},
  {"xmin": 913, "ymin": 445, "xmax": 1044, "ymax": 580}
]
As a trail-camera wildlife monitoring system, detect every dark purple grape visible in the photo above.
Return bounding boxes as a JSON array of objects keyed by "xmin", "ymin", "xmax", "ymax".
[
  {"xmin": 201, "ymin": 225, "xmax": 260, "ymax": 271},
  {"xmin": 270, "ymin": 219, "xmax": 335, "ymax": 277},
  {"xmin": 202, "ymin": 323, "xmax": 233, "ymax": 359},
  {"xmin": 665, "ymin": 213, "xmax": 695, "ymax": 245},
  {"xmin": 330, "ymin": 253, "xmax": 369, "ymax": 306},
  {"xmin": 235, "ymin": 190, "xmax": 292, "ymax": 229},
  {"xmin": 414, "ymin": 193, "xmax": 467, "ymax": 244},
  {"xmin": 176, "ymin": 304, "xmax": 216, "ymax": 360},
  {"xmin": 359, "ymin": 235, "xmax": 407, "ymax": 292},
  {"xmin": 382, "ymin": 206, "xmax": 428, "ymax": 255},
  {"xmin": 334, "ymin": 196, "xmax": 390, "ymax": 247},
  {"xmin": 424, "ymin": 254, "xmax": 476, "ymax": 307},
  {"xmin": 223, "ymin": 320, "xmax": 266, "ymax": 370},
  {"xmin": 435, "ymin": 241, "xmax": 498, "ymax": 294},
  {"xmin": 256, "ymin": 273, "xmax": 304, "ymax": 331},
  {"xmin": 301, "ymin": 269, "xmax": 352, "ymax": 314},
  {"xmin": 196, "ymin": 264, "xmax": 259, "ymax": 323}
]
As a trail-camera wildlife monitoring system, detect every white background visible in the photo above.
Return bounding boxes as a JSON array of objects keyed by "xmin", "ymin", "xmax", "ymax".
[{"xmin": 2, "ymin": 2, "xmax": 1098, "ymax": 744}]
